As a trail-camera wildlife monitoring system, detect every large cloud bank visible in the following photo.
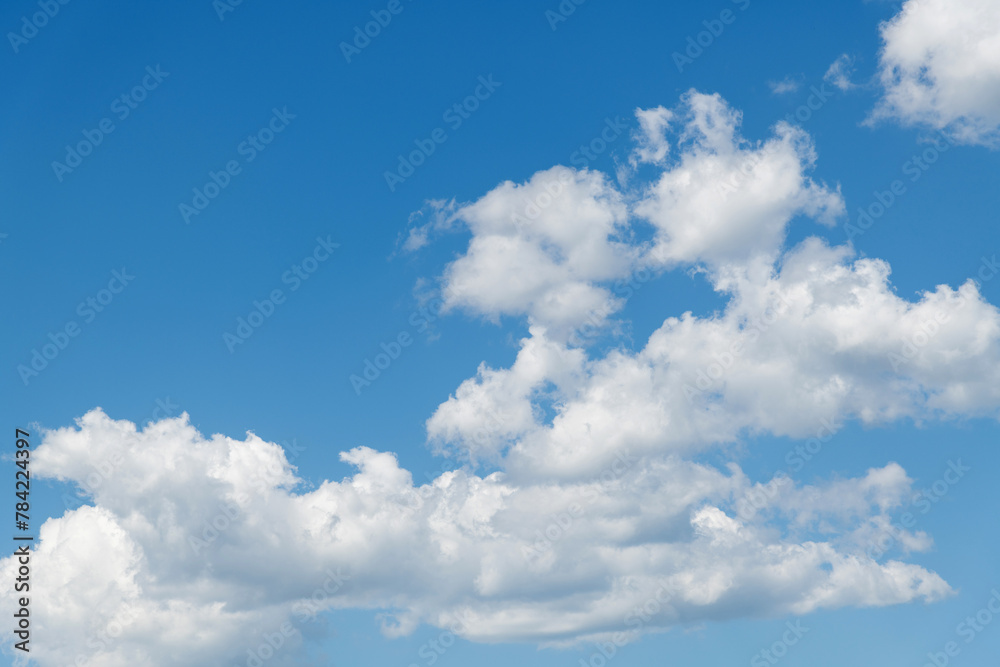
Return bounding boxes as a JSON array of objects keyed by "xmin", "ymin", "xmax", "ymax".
[{"xmin": 5, "ymin": 91, "xmax": 1000, "ymax": 666}]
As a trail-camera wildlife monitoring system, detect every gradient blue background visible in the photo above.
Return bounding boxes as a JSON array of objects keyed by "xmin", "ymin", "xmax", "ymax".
[{"xmin": 2, "ymin": 0, "xmax": 999, "ymax": 664}]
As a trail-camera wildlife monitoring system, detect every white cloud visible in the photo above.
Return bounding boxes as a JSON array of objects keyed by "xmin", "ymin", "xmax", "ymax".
[
  {"xmin": 824, "ymin": 54, "xmax": 857, "ymax": 92},
  {"xmin": 430, "ymin": 91, "xmax": 844, "ymax": 342},
  {"xmin": 425, "ymin": 326, "xmax": 587, "ymax": 465},
  {"xmin": 12, "ymin": 232, "xmax": 997, "ymax": 661},
  {"xmin": 768, "ymin": 78, "xmax": 801, "ymax": 95},
  {"xmin": 448, "ymin": 239, "xmax": 1000, "ymax": 483},
  {"xmin": 634, "ymin": 91, "xmax": 844, "ymax": 271},
  {"xmin": 437, "ymin": 166, "xmax": 636, "ymax": 341},
  {"xmin": 630, "ymin": 105, "xmax": 673, "ymax": 166},
  {"xmin": 871, "ymin": 0, "xmax": 1000, "ymax": 145},
  {"xmin": 1, "ymin": 410, "xmax": 952, "ymax": 664},
  {"xmin": 399, "ymin": 198, "xmax": 460, "ymax": 253},
  {"xmin": 8, "ymin": 90, "xmax": 1000, "ymax": 664}
]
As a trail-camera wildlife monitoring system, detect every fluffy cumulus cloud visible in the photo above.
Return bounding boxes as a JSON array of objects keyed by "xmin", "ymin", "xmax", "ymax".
[
  {"xmin": 633, "ymin": 91, "xmax": 843, "ymax": 271},
  {"xmin": 425, "ymin": 91, "xmax": 843, "ymax": 341},
  {"xmin": 432, "ymin": 239, "xmax": 1000, "ymax": 481},
  {"xmin": 0, "ymin": 410, "xmax": 953, "ymax": 664},
  {"xmin": 414, "ymin": 165, "xmax": 633, "ymax": 343},
  {"xmin": 6, "ymin": 90, "xmax": 1000, "ymax": 664},
  {"xmin": 872, "ymin": 0, "xmax": 1000, "ymax": 145}
]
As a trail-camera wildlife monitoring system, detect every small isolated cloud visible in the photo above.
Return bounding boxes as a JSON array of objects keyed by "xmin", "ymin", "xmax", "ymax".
[
  {"xmin": 630, "ymin": 105, "xmax": 673, "ymax": 166},
  {"xmin": 824, "ymin": 54, "xmax": 857, "ymax": 92},
  {"xmin": 870, "ymin": 0, "xmax": 1000, "ymax": 145},
  {"xmin": 399, "ymin": 198, "xmax": 460, "ymax": 253},
  {"xmin": 768, "ymin": 77, "xmax": 801, "ymax": 95}
]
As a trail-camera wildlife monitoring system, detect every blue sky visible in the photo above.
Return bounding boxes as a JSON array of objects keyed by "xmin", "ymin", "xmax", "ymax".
[{"xmin": 3, "ymin": 0, "xmax": 1000, "ymax": 665}]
